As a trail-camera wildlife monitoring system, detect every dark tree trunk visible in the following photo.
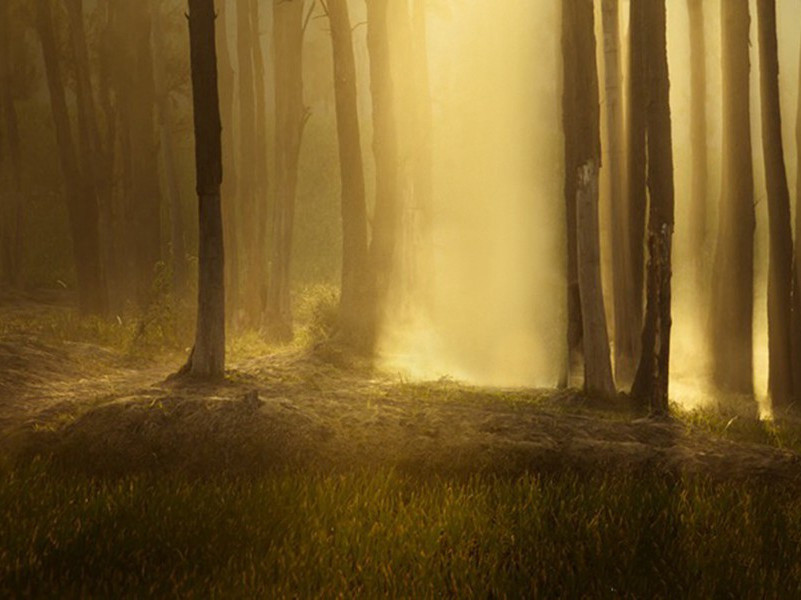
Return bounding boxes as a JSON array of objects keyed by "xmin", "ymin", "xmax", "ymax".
[
  {"xmin": 710, "ymin": 0, "xmax": 755, "ymax": 396},
  {"xmin": 756, "ymin": 0, "xmax": 794, "ymax": 410},
  {"xmin": 265, "ymin": 0, "xmax": 306, "ymax": 341},
  {"xmin": 327, "ymin": 0, "xmax": 370, "ymax": 348},
  {"xmin": 366, "ymin": 0, "xmax": 400, "ymax": 346},
  {"xmin": 794, "ymin": 33, "xmax": 801, "ymax": 406},
  {"xmin": 687, "ymin": 0, "xmax": 709, "ymax": 283},
  {"xmin": 563, "ymin": 0, "xmax": 616, "ymax": 398},
  {"xmin": 630, "ymin": 0, "xmax": 675, "ymax": 416},
  {"xmin": 183, "ymin": 0, "xmax": 225, "ymax": 379},
  {"xmin": 36, "ymin": 0, "xmax": 107, "ymax": 316}
]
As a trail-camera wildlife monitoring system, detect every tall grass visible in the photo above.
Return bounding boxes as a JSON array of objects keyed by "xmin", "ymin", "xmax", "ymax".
[{"xmin": 1, "ymin": 464, "xmax": 799, "ymax": 598}]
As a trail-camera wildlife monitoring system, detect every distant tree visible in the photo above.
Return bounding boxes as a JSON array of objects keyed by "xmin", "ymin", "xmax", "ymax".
[
  {"xmin": 687, "ymin": 0, "xmax": 709, "ymax": 284},
  {"xmin": 563, "ymin": 0, "xmax": 616, "ymax": 398},
  {"xmin": 265, "ymin": 0, "xmax": 308, "ymax": 341},
  {"xmin": 601, "ymin": 0, "xmax": 636, "ymax": 383},
  {"xmin": 325, "ymin": 0, "xmax": 371, "ymax": 348},
  {"xmin": 36, "ymin": 0, "xmax": 107, "ymax": 315},
  {"xmin": 756, "ymin": 0, "xmax": 794, "ymax": 410},
  {"xmin": 709, "ymin": 0, "xmax": 755, "ymax": 396},
  {"xmin": 181, "ymin": 0, "xmax": 225, "ymax": 379},
  {"xmin": 630, "ymin": 0, "xmax": 675, "ymax": 415}
]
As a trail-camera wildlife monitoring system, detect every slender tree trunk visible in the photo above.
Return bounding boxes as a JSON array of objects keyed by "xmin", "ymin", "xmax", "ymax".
[
  {"xmin": 710, "ymin": 0, "xmax": 755, "ymax": 396},
  {"xmin": 564, "ymin": 0, "xmax": 616, "ymax": 398},
  {"xmin": 265, "ymin": 0, "xmax": 306, "ymax": 340},
  {"xmin": 602, "ymin": 0, "xmax": 636, "ymax": 383},
  {"xmin": 794, "ymin": 33, "xmax": 801, "ymax": 406},
  {"xmin": 631, "ymin": 0, "xmax": 675, "ymax": 415},
  {"xmin": 687, "ymin": 0, "xmax": 709, "ymax": 281},
  {"xmin": 36, "ymin": 0, "xmax": 107, "ymax": 315},
  {"xmin": 216, "ymin": 0, "xmax": 240, "ymax": 326},
  {"xmin": 183, "ymin": 0, "xmax": 225, "ymax": 379},
  {"xmin": 327, "ymin": 0, "xmax": 370, "ymax": 348},
  {"xmin": 756, "ymin": 0, "xmax": 794, "ymax": 410},
  {"xmin": 151, "ymin": 0, "xmax": 187, "ymax": 295},
  {"xmin": 627, "ymin": 0, "xmax": 647, "ymax": 357},
  {"xmin": 366, "ymin": 0, "xmax": 400, "ymax": 346}
]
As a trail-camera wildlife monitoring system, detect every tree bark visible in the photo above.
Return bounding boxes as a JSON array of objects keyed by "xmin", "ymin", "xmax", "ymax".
[
  {"xmin": 265, "ymin": 0, "xmax": 306, "ymax": 341},
  {"xmin": 564, "ymin": 0, "xmax": 616, "ymax": 398},
  {"xmin": 327, "ymin": 0, "xmax": 370, "ymax": 348},
  {"xmin": 630, "ymin": 0, "xmax": 675, "ymax": 415},
  {"xmin": 601, "ymin": 0, "xmax": 636, "ymax": 384},
  {"xmin": 184, "ymin": 0, "xmax": 225, "ymax": 379},
  {"xmin": 756, "ymin": 0, "xmax": 794, "ymax": 410},
  {"xmin": 36, "ymin": 0, "xmax": 107, "ymax": 315},
  {"xmin": 792, "ymin": 22, "xmax": 801, "ymax": 406},
  {"xmin": 710, "ymin": 0, "xmax": 755, "ymax": 396}
]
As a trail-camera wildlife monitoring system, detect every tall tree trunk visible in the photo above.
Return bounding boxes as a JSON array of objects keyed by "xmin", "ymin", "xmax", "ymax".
[
  {"xmin": 627, "ymin": 0, "xmax": 647, "ymax": 358},
  {"xmin": 151, "ymin": 0, "xmax": 187, "ymax": 295},
  {"xmin": 183, "ymin": 0, "xmax": 225, "ymax": 379},
  {"xmin": 601, "ymin": 0, "xmax": 636, "ymax": 383},
  {"xmin": 631, "ymin": 0, "xmax": 675, "ymax": 415},
  {"xmin": 710, "ymin": 0, "xmax": 755, "ymax": 396},
  {"xmin": 564, "ymin": 0, "xmax": 616, "ymax": 398},
  {"xmin": 687, "ymin": 0, "xmax": 709, "ymax": 282},
  {"xmin": 756, "ymin": 0, "xmax": 794, "ymax": 410},
  {"xmin": 327, "ymin": 0, "xmax": 370, "ymax": 348},
  {"xmin": 36, "ymin": 0, "xmax": 107, "ymax": 315},
  {"xmin": 216, "ymin": 0, "xmax": 240, "ymax": 326},
  {"xmin": 366, "ymin": 0, "xmax": 400, "ymax": 345},
  {"xmin": 265, "ymin": 0, "xmax": 306, "ymax": 340},
  {"xmin": 794, "ymin": 32, "xmax": 801, "ymax": 406}
]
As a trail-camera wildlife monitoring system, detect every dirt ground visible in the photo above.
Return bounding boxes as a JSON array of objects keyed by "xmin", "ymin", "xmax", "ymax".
[{"xmin": 1, "ymin": 292, "xmax": 801, "ymax": 484}]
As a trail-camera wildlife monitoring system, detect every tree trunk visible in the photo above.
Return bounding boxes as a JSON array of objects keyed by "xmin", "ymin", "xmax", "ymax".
[
  {"xmin": 216, "ymin": 0, "xmax": 241, "ymax": 326},
  {"xmin": 710, "ymin": 0, "xmax": 755, "ymax": 396},
  {"xmin": 564, "ymin": 0, "xmax": 616, "ymax": 398},
  {"xmin": 687, "ymin": 0, "xmax": 709, "ymax": 282},
  {"xmin": 183, "ymin": 0, "xmax": 225, "ymax": 379},
  {"xmin": 601, "ymin": 0, "xmax": 636, "ymax": 384},
  {"xmin": 794, "ymin": 31, "xmax": 801, "ymax": 406},
  {"xmin": 366, "ymin": 0, "xmax": 400, "ymax": 346},
  {"xmin": 327, "ymin": 0, "xmax": 370, "ymax": 348},
  {"xmin": 756, "ymin": 0, "xmax": 794, "ymax": 410},
  {"xmin": 631, "ymin": 0, "xmax": 675, "ymax": 415},
  {"xmin": 36, "ymin": 0, "xmax": 107, "ymax": 315},
  {"xmin": 151, "ymin": 0, "xmax": 187, "ymax": 295},
  {"xmin": 265, "ymin": 0, "xmax": 306, "ymax": 341}
]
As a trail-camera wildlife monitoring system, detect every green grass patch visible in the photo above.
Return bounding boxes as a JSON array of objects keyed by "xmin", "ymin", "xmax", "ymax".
[{"xmin": 1, "ymin": 463, "xmax": 799, "ymax": 597}]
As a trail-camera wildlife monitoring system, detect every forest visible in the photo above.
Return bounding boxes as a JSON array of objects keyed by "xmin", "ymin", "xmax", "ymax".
[{"xmin": 2, "ymin": 0, "xmax": 801, "ymax": 596}]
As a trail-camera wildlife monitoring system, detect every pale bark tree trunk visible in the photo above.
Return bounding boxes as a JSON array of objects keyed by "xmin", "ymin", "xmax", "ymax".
[
  {"xmin": 756, "ymin": 0, "xmax": 794, "ymax": 410},
  {"xmin": 687, "ymin": 0, "xmax": 709, "ymax": 281},
  {"xmin": 327, "ymin": 0, "xmax": 371, "ymax": 348},
  {"xmin": 216, "ymin": 0, "xmax": 241, "ymax": 326},
  {"xmin": 151, "ymin": 0, "xmax": 187, "ymax": 295},
  {"xmin": 602, "ymin": 0, "xmax": 636, "ymax": 384},
  {"xmin": 794, "ymin": 33, "xmax": 801, "ymax": 406},
  {"xmin": 265, "ymin": 0, "xmax": 307, "ymax": 341},
  {"xmin": 36, "ymin": 0, "xmax": 107, "ymax": 316},
  {"xmin": 366, "ymin": 0, "xmax": 400, "ymax": 346},
  {"xmin": 564, "ymin": 0, "xmax": 616, "ymax": 398},
  {"xmin": 182, "ymin": 0, "xmax": 225, "ymax": 379},
  {"xmin": 630, "ymin": 0, "xmax": 675, "ymax": 415},
  {"xmin": 710, "ymin": 0, "xmax": 755, "ymax": 396}
]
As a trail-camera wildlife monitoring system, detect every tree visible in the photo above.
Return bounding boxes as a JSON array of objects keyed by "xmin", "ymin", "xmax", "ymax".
[
  {"xmin": 325, "ymin": 0, "xmax": 371, "ymax": 347},
  {"xmin": 630, "ymin": 0, "xmax": 675, "ymax": 415},
  {"xmin": 687, "ymin": 0, "xmax": 709, "ymax": 283},
  {"xmin": 36, "ymin": 0, "xmax": 107, "ymax": 315},
  {"xmin": 793, "ymin": 27, "xmax": 801, "ymax": 405},
  {"xmin": 265, "ymin": 0, "xmax": 308, "ymax": 340},
  {"xmin": 601, "ymin": 0, "xmax": 636, "ymax": 383},
  {"xmin": 563, "ymin": 0, "xmax": 616, "ymax": 398},
  {"xmin": 756, "ymin": 0, "xmax": 794, "ymax": 410},
  {"xmin": 709, "ymin": 0, "xmax": 755, "ymax": 396},
  {"xmin": 182, "ymin": 0, "xmax": 225, "ymax": 379}
]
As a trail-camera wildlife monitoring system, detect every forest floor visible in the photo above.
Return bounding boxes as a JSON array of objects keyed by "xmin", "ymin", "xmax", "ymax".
[{"xmin": 1, "ymin": 289, "xmax": 800, "ymax": 484}]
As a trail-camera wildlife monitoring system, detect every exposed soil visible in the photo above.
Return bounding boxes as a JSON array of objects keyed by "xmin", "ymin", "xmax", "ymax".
[{"xmin": 1, "ymin": 294, "xmax": 800, "ymax": 484}]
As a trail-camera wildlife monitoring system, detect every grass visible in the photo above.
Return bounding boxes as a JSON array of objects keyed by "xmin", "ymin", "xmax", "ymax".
[{"xmin": 1, "ymin": 463, "xmax": 800, "ymax": 598}]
